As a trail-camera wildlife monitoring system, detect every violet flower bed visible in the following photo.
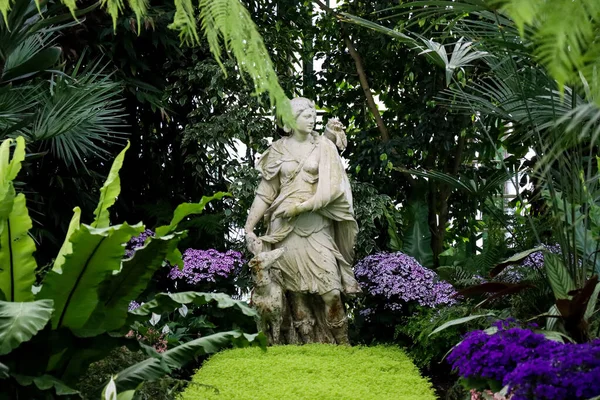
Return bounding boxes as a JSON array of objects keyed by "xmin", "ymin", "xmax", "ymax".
[{"xmin": 448, "ymin": 321, "xmax": 600, "ymax": 400}]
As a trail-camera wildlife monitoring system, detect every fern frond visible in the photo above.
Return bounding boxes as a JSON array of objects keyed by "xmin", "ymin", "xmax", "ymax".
[
  {"xmin": 197, "ymin": 0, "xmax": 293, "ymax": 128},
  {"xmin": 494, "ymin": 0, "xmax": 600, "ymax": 103},
  {"xmin": 168, "ymin": 0, "xmax": 198, "ymax": 45}
]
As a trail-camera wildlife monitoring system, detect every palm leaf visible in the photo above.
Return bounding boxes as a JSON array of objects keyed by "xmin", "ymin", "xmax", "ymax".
[{"xmin": 20, "ymin": 61, "xmax": 128, "ymax": 168}]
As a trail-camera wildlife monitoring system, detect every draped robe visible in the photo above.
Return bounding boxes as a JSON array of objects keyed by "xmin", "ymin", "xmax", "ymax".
[{"xmin": 255, "ymin": 134, "xmax": 361, "ymax": 296}]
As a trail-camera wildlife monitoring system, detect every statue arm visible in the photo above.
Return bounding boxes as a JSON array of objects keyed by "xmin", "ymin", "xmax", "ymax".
[
  {"xmin": 244, "ymin": 177, "xmax": 280, "ymax": 234},
  {"xmin": 244, "ymin": 195, "xmax": 270, "ymax": 234}
]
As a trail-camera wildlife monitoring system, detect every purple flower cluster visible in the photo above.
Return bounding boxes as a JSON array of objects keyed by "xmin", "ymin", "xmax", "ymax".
[
  {"xmin": 481, "ymin": 244, "xmax": 562, "ymax": 284},
  {"xmin": 448, "ymin": 326, "xmax": 557, "ymax": 383},
  {"xmin": 448, "ymin": 323, "xmax": 600, "ymax": 399},
  {"xmin": 520, "ymin": 244, "xmax": 559, "ymax": 269},
  {"xmin": 125, "ymin": 229, "xmax": 155, "ymax": 258},
  {"xmin": 355, "ymin": 252, "xmax": 457, "ymax": 312},
  {"xmin": 167, "ymin": 249, "xmax": 243, "ymax": 285},
  {"xmin": 505, "ymin": 340, "xmax": 600, "ymax": 400},
  {"xmin": 128, "ymin": 301, "xmax": 141, "ymax": 311}
]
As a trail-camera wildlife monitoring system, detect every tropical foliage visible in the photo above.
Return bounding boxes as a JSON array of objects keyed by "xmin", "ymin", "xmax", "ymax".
[{"xmin": 0, "ymin": 137, "xmax": 264, "ymax": 399}]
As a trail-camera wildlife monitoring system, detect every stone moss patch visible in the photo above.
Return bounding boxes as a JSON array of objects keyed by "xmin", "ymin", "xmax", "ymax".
[{"xmin": 181, "ymin": 344, "xmax": 436, "ymax": 400}]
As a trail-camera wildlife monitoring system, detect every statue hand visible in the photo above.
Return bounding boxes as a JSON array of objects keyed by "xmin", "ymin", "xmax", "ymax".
[
  {"xmin": 273, "ymin": 203, "xmax": 309, "ymax": 220},
  {"xmin": 245, "ymin": 231, "xmax": 263, "ymax": 255}
]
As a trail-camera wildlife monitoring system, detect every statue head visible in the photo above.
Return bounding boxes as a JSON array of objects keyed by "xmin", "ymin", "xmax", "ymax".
[{"xmin": 284, "ymin": 97, "xmax": 316, "ymax": 135}]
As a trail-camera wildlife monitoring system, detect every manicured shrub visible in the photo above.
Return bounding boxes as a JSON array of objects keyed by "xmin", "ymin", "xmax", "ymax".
[{"xmin": 181, "ymin": 344, "xmax": 436, "ymax": 400}]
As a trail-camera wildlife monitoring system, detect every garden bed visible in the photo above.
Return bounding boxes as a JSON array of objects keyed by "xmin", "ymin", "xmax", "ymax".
[{"xmin": 181, "ymin": 344, "xmax": 436, "ymax": 400}]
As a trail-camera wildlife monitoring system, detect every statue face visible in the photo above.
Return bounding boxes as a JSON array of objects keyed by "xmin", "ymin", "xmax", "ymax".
[{"xmin": 296, "ymin": 108, "xmax": 316, "ymax": 135}]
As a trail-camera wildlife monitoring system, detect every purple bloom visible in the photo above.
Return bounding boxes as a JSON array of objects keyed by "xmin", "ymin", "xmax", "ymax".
[
  {"xmin": 448, "ymin": 323, "xmax": 600, "ymax": 399},
  {"xmin": 448, "ymin": 325, "xmax": 560, "ymax": 384},
  {"xmin": 504, "ymin": 340, "xmax": 600, "ymax": 400},
  {"xmin": 128, "ymin": 301, "xmax": 141, "ymax": 311},
  {"xmin": 355, "ymin": 252, "xmax": 457, "ymax": 313},
  {"xmin": 125, "ymin": 229, "xmax": 155, "ymax": 258},
  {"xmin": 167, "ymin": 249, "xmax": 244, "ymax": 285},
  {"xmin": 495, "ymin": 244, "xmax": 562, "ymax": 283}
]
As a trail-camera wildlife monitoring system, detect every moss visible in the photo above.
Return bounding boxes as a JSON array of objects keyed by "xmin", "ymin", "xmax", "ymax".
[{"xmin": 180, "ymin": 344, "xmax": 436, "ymax": 400}]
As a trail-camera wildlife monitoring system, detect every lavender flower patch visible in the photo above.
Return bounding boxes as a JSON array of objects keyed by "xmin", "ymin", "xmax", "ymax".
[
  {"xmin": 167, "ymin": 249, "xmax": 244, "ymax": 285},
  {"xmin": 355, "ymin": 252, "xmax": 457, "ymax": 313}
]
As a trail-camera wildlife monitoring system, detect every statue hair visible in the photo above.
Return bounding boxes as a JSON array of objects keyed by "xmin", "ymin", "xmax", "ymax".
[{"xmin": 283, "ymin": 97, "xmax": 316, "ymax": 134}]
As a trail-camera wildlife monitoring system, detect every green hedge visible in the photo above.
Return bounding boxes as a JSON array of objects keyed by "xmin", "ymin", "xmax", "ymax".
[{"xmin": 180, "ymin": 344, "xmax": 436, "ymax": 400}]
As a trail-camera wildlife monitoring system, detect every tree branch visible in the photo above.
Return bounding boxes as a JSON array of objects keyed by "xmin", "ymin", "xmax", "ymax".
[{"xmin": 313, "ymin": 0, "xmax": 390, "ymax": 142}]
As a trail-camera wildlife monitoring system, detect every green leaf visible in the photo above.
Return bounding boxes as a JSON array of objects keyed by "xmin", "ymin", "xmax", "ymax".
[
  {"xmin": 52, "ymin": 207, "xmax": 81, "ymax": 274},
  {"xmin": 0, "ymin": 299, "xmax": 53, "ymax": 355},
  {"xmin": 0, "ymin": 193, "xmax": 38, "ymax": 302},
  {"xmin": 154, "ymin": 193, "xmax": 228, "ymax": 237},
  {"xmin": 37, "ymin": 223, "xmax": 143, "ymax": 332},
  {"xmin": 92, "ymin": 142, "xmax": 130, "ymax": 229},
  {"xmin": 1, "ymin": 47, "xmax": 61, "ymax": 83},
  {"xmin": 0, "ymin": 137, "xmax": 26, "ymax": 228},
  {"xmin": 3, "ymin": 136, "xmax": 25, "ymax": 183},
  {"xmin": 545, "ymin": 304, "xmax": 561, "ymax": 331},
  {"xmin": 117, "ymin": 390, "xmax": 136, "ymax": 400},
  {"xmin": 84, "ymin": 232, "xmax": 186, "ymax": 334},
  {"xmin": 129, "ymin": 292, "xmax": 257, "ymax": 321},
  {"xmin": 0, "ymin": 362, "xmax": 8, "ymax": 378},
  {"xmin": 114, "ymin": 331, "xmax": 265, "ymax": 392},
  {"xmin": 490, "ymin": 246, "xmax": 546, "ymax": 277},
  {"xmin": 196, "ymin": 0, "xmax": 294, "ymax": 128},
  {"xmin": 584, "ymin": 282, "xmax": 600, "ymax": 322},
  {"xmin": 384, "ymin": 209, "xmax": 402, "ymax": 251},
  {"xmin": 401, "ymin": 201, "xmax": 433, "ymax": 267},
  {"xmin": 536, "ymin": 329, "xmax": 573, "ymax": 343},
  {"xmin": 12, "ymin": 374, "xmax": 79, "ymax": 395},
  {"xmin": 544, "ymin": 253, "xmax": 576, "ymax": 300},
  {"xmin": 429, "ymin": 313, "xmax": 495, "ymax": 337}
]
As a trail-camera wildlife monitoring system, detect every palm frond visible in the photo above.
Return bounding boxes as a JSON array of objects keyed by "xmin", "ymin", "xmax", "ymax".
[{"xmin": 20, "ymin": 61, "xmax": 128, "ymax": 168}]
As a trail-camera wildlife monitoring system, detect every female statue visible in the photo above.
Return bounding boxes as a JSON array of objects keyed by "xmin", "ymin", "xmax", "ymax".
[{"xmin": 244, "ymin": 97, "xmax": 361, "ymax": 345}]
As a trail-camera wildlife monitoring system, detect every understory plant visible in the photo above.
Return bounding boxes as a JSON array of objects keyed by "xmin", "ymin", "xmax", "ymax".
[{"xmin": 0, "ymin": 137, "xmax": 264, "ymax": 399}]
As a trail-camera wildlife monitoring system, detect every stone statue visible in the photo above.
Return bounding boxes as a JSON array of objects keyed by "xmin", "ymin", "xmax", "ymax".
[{"xmin": 244, "ymin": 97, "xmax": 361, "ymax": 345}]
